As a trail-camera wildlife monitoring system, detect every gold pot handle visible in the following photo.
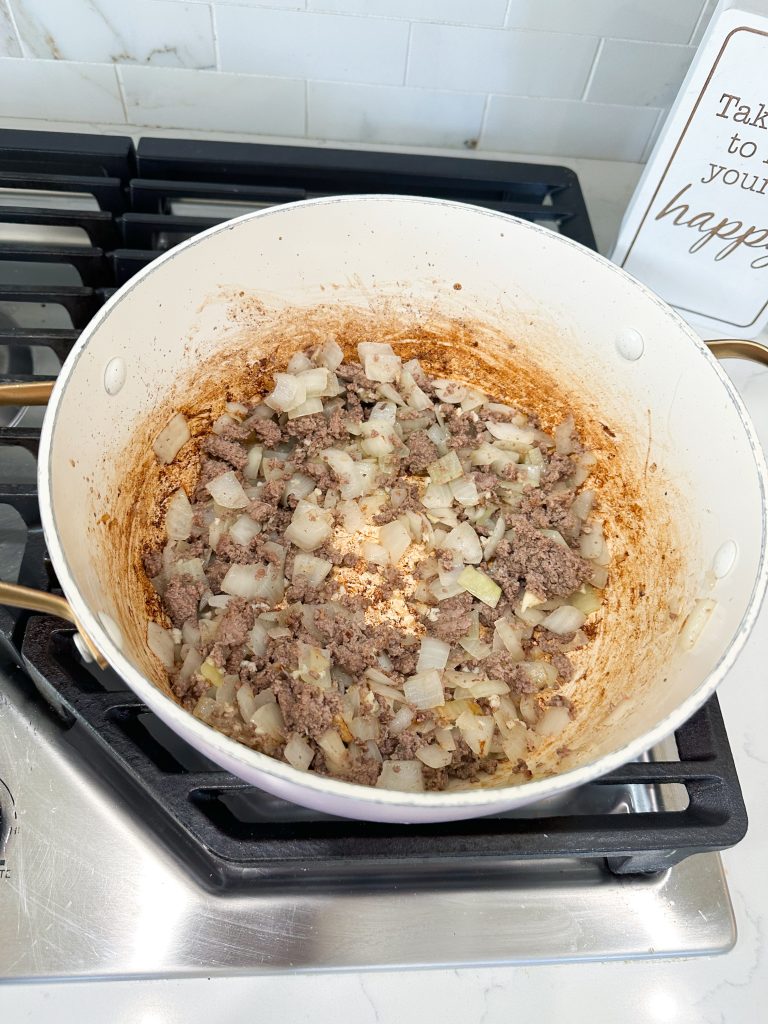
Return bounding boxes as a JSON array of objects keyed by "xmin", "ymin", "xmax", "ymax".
[
  {"xmin": 0, "ymin": 582, "xmax": 107, "ymax": 668},
  {"xmin": 0, "ymin": 380, "xmax": 55, "ymax": 406},
  {"xmin": 706, "ymin": 338, "xmax": 768, "ymax": 366}
]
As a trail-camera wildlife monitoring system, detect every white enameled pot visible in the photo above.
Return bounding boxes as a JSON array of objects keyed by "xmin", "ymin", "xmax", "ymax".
[{"xmin": 1, "ymin": 195, "xmax": 767, "ymax": 824}]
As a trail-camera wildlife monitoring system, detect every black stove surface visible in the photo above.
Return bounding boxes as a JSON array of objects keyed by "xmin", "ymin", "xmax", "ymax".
[{"xmin": 0, "ymin": 129, "xmax": 747, "ymax": 891}]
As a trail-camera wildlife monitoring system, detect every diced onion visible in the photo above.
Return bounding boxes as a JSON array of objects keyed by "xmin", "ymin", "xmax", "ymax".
[
  {"xmin": 434, "ymin": 726, "xmax": 457, "ymax": 751},
  {"xmin": 249, "ymin": 621, "xmax": 268, "ymax": 657},
  {"xmin": 284, "ymin": 500, "xmax": 333, "ymax": 552},
  {"xmin": 378, "ymin": 519, "xmax": 411, "ymax": 563},
  {"xmin": 221, "ymin": 551, "xmax": 285, "ymax": 605},
  {"xmin": 165, "ymin": 488, "xmax": 193, "ymax": 541},
  {"xmin": 455, "ymin": 711, "xmax": 495, "ymax": 757},
  {"xmin": 244, "ymin": 445, "xmax": 263, "ymax": 480},
  {"xmin": 287, "ymin": 351, "xmax": 313, "ymax": 373},
  {"xmin": 399, "ymin": 368, "xmax": 432, "ymax": 411},
  {"xmin": 450, "ymin": 476, "xmax": 480, "ymax": 507},
  {"xmin": 443, "ymin": 522, "xmax": 483, "ymax": 564},
  {"xmin": 570, "ymin": 584, "xmax": 603, "ymax": 616},
  {"xmin": 317, "ymin": 728, "xmax": 348, "ymax": 766},
  {"xmin": 320, "ymin": 448, "xmax": 364, "ymax": 499},
  {"xmin": 455, "ymin": 678, "xmax": 509, "ymax": 699},
  {"xmin": 179, "ymin": 647, "xmax": 202, "ymax": 681},
  {"xmin": 486, "ymin": 421, "xmax": 535, "ymax": 449},
  {"xmin": 554, "ymin": 416, "xmax": 575, "ymax": 455},
  {"xmin": 458, "ymin": 566, "xmax": 502, "ymax": 608},
  {"xmin": 494, "ymin": 618, "xmax": 525, "ymax": 661},
  {"xmin": 358, "ymin": 342, "xmax": 401, "ymax": 383},
  {"xmin": 427, "ymin": 451, "xmax": 463, "ymax": 484},
  {"xmin": 540, "ymin": 605, "xmax": 586, "ymax": 636},
  {"xmin": 266, "ymin": 373, "xmax": 307, "ymax": 412},
  {"xmin": 403, "ymin": 670, "xmax": 445, "ymax": 709},
  {"xmin": 535, "ymin": 705, "xmax": 571, "ymax": 737},
  {"xmin": 285, "ymin": 734, "xmax": 315, "ymax": 771},
  {"xmin": 216, "ymin": 675, "xmax": 237, "ymax": 704},
  {"xmin": 433, "ymin": 379, "xmax": 468, "ymax": 404},
  {"xmin": 483, "ymin": 515, "xmax": 506, "ymax": 560},
  {"xmin": 680, "ymin": 598, "xmax": 717, "ymax": 650},
  {"xmin": 376, "ymin": 760, "xmax": 424, "ymax": 792},
  {"xmin": 287, "ymin": 397, "xmax": 323, "ymax": 419},
  {"xmin": 153, "ymin": 413, "xmax": 190, "ymax": 464},
  {"xmin": 147, "ymin": 621, "xmax": 175, "ymax": 668},
  {"xmin": 229, "ymin": 514, "xmax": 261, "ymax": 547},
  {"xmin": 297, "ymin": 642, "xmax": 332, "ymax": 689},
  {"xmin": 388, "ymin": 706, "xmax": 415, "ymax": 735},
  {"xmin": 252, "ymin": 701, "xmax": 286, "ymax": 740},
  {"xmin": 205, "ymin": 471, "xmax": 249, "ymax": 509},
  {"xmin": 416, "ymin": 636, "xmax": 451, "ymax": 672},
  {"xmin": 338, "ymin": 498, "xmax": 366, "ymax": 533},
  {"xmin": 317, "ymin": 338, "xmax": 344, "ymax": 370},
  {"xmin": 367, "ymin": 679, "xmax": 408, "ymax": 704},
  {"xmin": 494, "ymin": 713, "xmax": 528, "ymax": 760},
  {"xmin": 237, "ymin": 683, "xmax": 257, "ymax": 721},
  {"xmin": 297, "ymin": 366, "xmax": 330, "ymax": 397},
  {"xmin": 362, "ymin": 541, "xmax": 390, "ymax": 566},
  {"xmin": 421, "ymin": 482, "xmax": 453, "ymax": 509},
  {"xmin": 292, "ymin": 551, "xmax": 332, "ymax": 586},
  {"xmin": 360, "ymin": 420, "xmax": 396, "ymax": 457},
  {"xmin": 416, "ymin": 744, "xmax": 453, "ymax": 769}
]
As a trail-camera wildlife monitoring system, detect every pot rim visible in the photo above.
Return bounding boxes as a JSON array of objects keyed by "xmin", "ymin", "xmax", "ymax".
[{"xmin": 38, "ymin": 194, "xmax": 768, "ymax": 810}]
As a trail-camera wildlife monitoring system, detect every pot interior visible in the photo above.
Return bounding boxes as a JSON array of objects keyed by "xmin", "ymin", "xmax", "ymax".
[{"xmin": 42, "ymin": 197, "xmax": 767, "ymax": 792}]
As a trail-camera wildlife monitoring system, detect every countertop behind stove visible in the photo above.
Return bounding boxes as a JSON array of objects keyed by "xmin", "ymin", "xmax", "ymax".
[{"xmin": 2, "ymin": 122, "xmax": 767, "ymax": 1024}]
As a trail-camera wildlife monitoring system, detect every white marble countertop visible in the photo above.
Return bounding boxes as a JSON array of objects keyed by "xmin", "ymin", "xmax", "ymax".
[{"xmin": 1, "ymin": 121, "xmax": 767, "ymax": 1024}]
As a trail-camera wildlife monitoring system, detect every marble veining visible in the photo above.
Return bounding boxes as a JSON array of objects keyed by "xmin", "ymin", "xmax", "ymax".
[
  {"xmin": 9, "ymin": 0, "xmax": 215, "ymax": 68},
  {"xmin": 0, "ymin": 0, "xmax": 20, "ymax": 57}
]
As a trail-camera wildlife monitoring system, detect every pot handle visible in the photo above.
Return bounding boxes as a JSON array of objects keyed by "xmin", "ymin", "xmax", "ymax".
[
  {"xmin": 706, "ymin": 338, "xmax": 768, "ymax": 365},
  {"xmin": 0, "ymin": 381, "xmax": 55, "ymax": 405},
  {"xmin": 0, "ymin": 381, "xmax": 105, "ymax": 666},
  {"xmin": 0, "ymin": 582, "xmax": 107, "ymax": 668}
]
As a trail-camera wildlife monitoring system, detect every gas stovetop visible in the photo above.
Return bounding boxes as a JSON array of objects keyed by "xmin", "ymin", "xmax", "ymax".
[{"xmin": 0, "ymin": 130, "xmax": 748, "ymax": 979}]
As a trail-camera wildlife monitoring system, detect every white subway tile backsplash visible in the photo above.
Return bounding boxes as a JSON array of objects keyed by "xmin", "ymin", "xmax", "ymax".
[
  {"xmin": 10, "ymin": 0, "xmax": 215, "ymax": 67},
  {"xmin": 587, "ymin": 41, "xmax": 695, "ymax": 108},
  {"xmin": 216, "ymin": 6, "xmax": 409, "ymax": 85},
  {"xmin": 0, "ymin": 1, "xmax": 20, "ymax": 57},
  {"xmin": 307, "ymin": 0, "xmax": 508, "ymax": 28},
  {"xmin": 481, "ymin": 95, "xmax": 661, "ymax": 161},
  {"xmin": 308, "ymin": 80, "xmax": 485, "ymax": 147},
  {"xmin": 214, "ymin": 1, "xmax": 305, "ymax": 7},
  {"xmin": 690, "ymin": 0, "xmax": 718, "ymax": 46},
  {"xmin": 407, "ymin": 23, "xmax": 597, "ymax": 99},
  {"xmin": 119, "ymin": 65, "xmax": 305, "ymax": 135},
  {"xmin": 505, "ymin": 0, "xmax": 706, "ymax": 43},
  {"xmin": 0, "ymin": 58, "xmax": 124, "ymax": 121}
]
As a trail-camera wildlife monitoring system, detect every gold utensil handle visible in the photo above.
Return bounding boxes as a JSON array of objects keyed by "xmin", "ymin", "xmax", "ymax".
[
  {"xmin": 0, "ymin": 582, "xmax": 106, "ymax": 668},
  {"xmin": 707, "ymin": 338, "xmax": 768, "ymax": 366},
  {"xmin": 0, "ymin": 381, "xmax": 55, "ymax": 405}
]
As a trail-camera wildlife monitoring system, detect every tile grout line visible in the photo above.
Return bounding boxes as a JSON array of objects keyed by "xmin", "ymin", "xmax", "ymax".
[
  {"xmin": 114, "ymin": 64, "xmax": 129, "ymax": 124},
  {"xmin": 580, "ymin": 37, "xmax": 604, "ymax": 102},
  {"xmin": 209, "ymin": 2, "xmax": 221, "ymax": 72},
  {"xmin": 403, "ymin": 20, "xmax": 413, "ymax": 86},
  {"xmin": 476, "ymin": 93, "xmax": 491, "ymax": 149}
]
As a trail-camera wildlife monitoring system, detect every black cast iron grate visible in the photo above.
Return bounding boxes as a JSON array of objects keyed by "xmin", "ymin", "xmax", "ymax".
[{"xmin": 0, "ymin": 129, "xmax": 747, "ymax": 890}]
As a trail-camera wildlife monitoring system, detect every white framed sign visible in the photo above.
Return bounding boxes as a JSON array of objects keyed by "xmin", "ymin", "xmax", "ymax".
[{"xmin": 612, "ymin": 1, "xmax": 768, "ymax": 339}]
